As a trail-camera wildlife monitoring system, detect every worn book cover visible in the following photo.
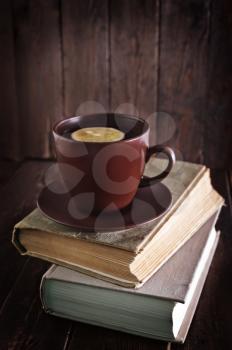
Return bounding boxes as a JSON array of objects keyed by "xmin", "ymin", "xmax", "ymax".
[
  {"xmin": 13, "ymin": 159, "xmax": 207, "ymax": 253},
  {"xmin": 40, "ymin": 213, "xmax": 220, "ymax": 342},
  {"xmin": 12, "ymin": 159, "xmax": 224, "ymax": 287}
]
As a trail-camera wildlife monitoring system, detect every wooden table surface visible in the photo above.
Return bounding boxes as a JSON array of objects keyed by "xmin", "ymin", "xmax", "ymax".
[{"xmin": 0, "ymin": 160, "xmax": 231, "ymax": 350}]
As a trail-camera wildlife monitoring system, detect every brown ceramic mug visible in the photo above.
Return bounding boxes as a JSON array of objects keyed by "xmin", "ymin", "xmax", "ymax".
[{"xmin": 53, "ymin": 113, "xmax": 175, "ymax": 212}]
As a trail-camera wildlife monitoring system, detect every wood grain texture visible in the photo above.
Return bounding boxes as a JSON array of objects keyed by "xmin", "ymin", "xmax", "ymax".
[
  {"xmin": 12, "ymin": 0, "xmax": 62, "ymax": 158},
  {"xmin": 2, "ymin": 165, "xmax": 71, "ymax": 350},
  {"xmin": 0, "ymin": 161, "xmax": 72, "ymax": 350},
  {"xmin": 19, "ymin": 314, "xmax": 73, "ymax": 350},
  {"xmin": 110, "ymin": 0, "xmax": 159, "ymax": 144},
  {"xmin": 0, "ymin": 2, "xmax": 20, "ymax": 159},
  {"xmin": 0, "ymin": 162, "xmax": 49, "ymax": 309},
  {"xmin": 203, "ymin": 0, "xmax": 232, "ymax": 168},
  {"xmin": 0, "ymin": 259, "xmax": 72, "ymax": 350},
  {"xmin": 158, "ymin": 0, "xmax": 209, "ymax": 163},
  {"xmin": 0, "ymin": 259, "xmax": 47, "ymax": 349},
  {"xmin": 62, "ymin": 0, "xmax": 109, "ymax": 116},
  {"xmin": 0, "ymin": 161, "xmax": 20, "ymax": 186},
  {"xmin": 68, "ymin": 322, "xmax": 169, "ymax": 350},
  {"xmin": 0, "ymin": 0, "xmax": 231, "ymax": 167},
  {"xmin": 172, "ymin": 170, "xmax": 232, "ymax": 350}
]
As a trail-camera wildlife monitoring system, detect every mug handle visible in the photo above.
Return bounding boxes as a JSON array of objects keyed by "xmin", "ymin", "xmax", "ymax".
[{"xmin": 139, "ymin": 145, "xmax": 176, "ymax": 188}]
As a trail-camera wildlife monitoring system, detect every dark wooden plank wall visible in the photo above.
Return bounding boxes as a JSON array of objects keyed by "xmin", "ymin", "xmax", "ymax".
[
  {"xmin": 62, "ymin": 0, "xmax": 109, "ymax": 115},
  {"xmin": 110, "ymin": 0, "xmax": 159, "ymax": 146},
  {"xmin": 0, "ymin": 0, "xmax": 231, "ymax": 167},
  {"xmin": 0, "ymin": 2, "xmax": 20, "ymax": 160},
  {"xmin": 12, "ymin": 0, "xmax": 62, "ymax": 158},
  {"xmin": 158, "ymin": 0, "xmax": 209, "ymax": 164}
]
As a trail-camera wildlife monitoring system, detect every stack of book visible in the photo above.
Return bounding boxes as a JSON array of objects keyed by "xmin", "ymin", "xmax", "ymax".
[{"xmin": 12, "ymin": 159, "xmax": 224, "ymax": 343}]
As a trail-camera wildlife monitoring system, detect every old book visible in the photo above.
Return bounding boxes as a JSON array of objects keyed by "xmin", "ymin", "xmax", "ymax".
[
  {"xmin": 40, "ymin": 213, "xmax": 220, "ymax": 342},
  {"xmin": 12, "ymin": 159, "xmax": 224, "ymax": 287}
]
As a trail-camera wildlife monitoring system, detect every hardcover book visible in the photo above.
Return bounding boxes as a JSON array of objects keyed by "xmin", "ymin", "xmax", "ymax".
[
  {"xmin": 12, "ymin": 159, "xmax": 224, "ymax": 287},
  {"xmin": 40, "ymin": 213, "xmax": 220, "ymax": 342}
]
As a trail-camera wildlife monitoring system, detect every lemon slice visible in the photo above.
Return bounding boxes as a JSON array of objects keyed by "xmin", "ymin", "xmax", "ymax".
[{"xmin": 71, "ymin": 127, "xmax": 125, "ymax": 143}]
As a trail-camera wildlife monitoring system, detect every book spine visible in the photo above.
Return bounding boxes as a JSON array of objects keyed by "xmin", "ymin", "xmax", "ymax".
[
  {"xmin": 40, "ymin": 265, "xmax": 57, "ymax": 314},
  {"xmin": 12, "ymin": 227, "xmax": 28, "ymax": 254},
  {"xmin": 175, "ymin": 230, "xmax": 220, "ymax": 343}
]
